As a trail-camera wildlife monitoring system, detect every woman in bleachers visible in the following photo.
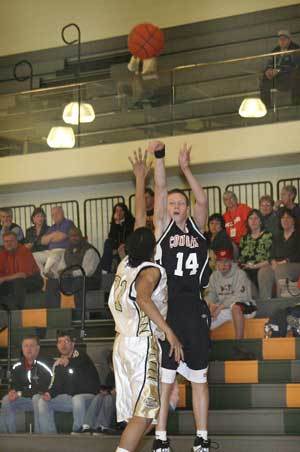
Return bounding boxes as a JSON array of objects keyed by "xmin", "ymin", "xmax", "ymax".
[
  {"xmin": 102, "ymin": 203, "xmax": 135, "ymax": 273},
  {"xmin": 25, "ymin": 207, "xmax": 49, "ymax": 253},
  {"xmin": 205, "ymin": 213, "xmax": 238, "ymax": 269},
  {"xmin": 239, "ymin": 209, "xmax": 273, "ymax": 299},
  {"xmin": 258, "ymin": 208, "xmax": 300, "ymax": 299}
]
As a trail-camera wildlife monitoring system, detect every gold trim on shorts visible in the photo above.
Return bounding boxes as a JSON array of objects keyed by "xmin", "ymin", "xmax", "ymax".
[{"xmin": 134, "ymin": 336, "xmax": 160, "ymax": 419}]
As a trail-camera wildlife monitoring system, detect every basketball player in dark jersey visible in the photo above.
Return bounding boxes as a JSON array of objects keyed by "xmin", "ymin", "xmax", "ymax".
[{"xmin": 149, "ymin": 141, "xmax": 211, "ymax": 452}]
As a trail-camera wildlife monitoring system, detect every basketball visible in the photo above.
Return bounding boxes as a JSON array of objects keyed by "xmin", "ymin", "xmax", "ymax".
[{"xmin": 128, "ymin": 23, "xmax": 165, "ymax": 60}]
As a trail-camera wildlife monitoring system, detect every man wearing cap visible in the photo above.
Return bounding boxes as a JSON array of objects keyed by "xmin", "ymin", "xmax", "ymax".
[
  {"xmin": 260, "ymin": 30, "xmax": 300, "ymax": 108},
  {"xmin": 207, "ymin": 248, "xmax": 256, "ymax": 339}
]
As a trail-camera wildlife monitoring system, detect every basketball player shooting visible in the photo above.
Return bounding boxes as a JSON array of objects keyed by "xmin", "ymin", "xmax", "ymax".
[
  {"xmin": 109, "ymin": 149, "xmax": 183, "ymax": 452},
  {"xmin": 149, "ymin": 141, "xmax": 211, "ymax": 452}
]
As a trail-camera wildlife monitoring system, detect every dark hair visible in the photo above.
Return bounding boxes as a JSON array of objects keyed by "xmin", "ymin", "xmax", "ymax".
[
  {"xmin": 208, "ymin": 213, "xmax": 225, "ymax": 230},
  {"xmin": 31, "ymin": 207, "xmax": 46, "ymax": 224},
  {"xmin": 278, "ymin": 207, "xmax": 296, "ymax": 229},
  {"xmin": 22, "ymin": 335, "xmax": 40, "ymax": 345},
  {"xmin": 111, "ymin": 202, "xmax": 135, "ymax": 225},
  {"xmin": 127, "ymin": 227, "xmax": 156, "ymax": 267},
  {"xmin": 145, "ymin": 187, "xmax": 154, "ymax": 197},
  {"xmin": 246, "ymin": 209, "xmax": 265, "ymax": 233},
  {"xmin": 56, "ymin": 329, "xmax": 76, "ymax": 342},
  {"xmin": 168, "ymin": 188, "xmax": 189, "ymax": 206}
]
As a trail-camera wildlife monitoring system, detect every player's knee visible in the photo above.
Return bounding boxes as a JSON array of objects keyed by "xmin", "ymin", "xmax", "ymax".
[{"xmin": 161, "ymin": 368, "xmax": 177, "ymax": 384}]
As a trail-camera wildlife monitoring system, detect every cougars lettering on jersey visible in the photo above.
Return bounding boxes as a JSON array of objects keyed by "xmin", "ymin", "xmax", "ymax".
[
  {"xmin": 155, "ymin": 217, "xmax": 209, "ymax": 299},
  {"xmin": 169, "ymin": 234, "xmax": 199, "ymax": 249}
]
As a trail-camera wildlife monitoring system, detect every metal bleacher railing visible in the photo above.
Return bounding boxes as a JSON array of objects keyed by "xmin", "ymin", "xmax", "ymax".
[
  {"xmin": 2, "ymin": 177, "xmax": 298, "ymax": 252},
  {"xmin": 1, "ymin": 47, "xmax": 300, "ymax": 155},
  {"xmin": 83, "ymin": 195, "xmax": 125, "ymax": 254},
  {"xmin": 225, "ymin": 181, "xmax": 273, "ymax": 210}
]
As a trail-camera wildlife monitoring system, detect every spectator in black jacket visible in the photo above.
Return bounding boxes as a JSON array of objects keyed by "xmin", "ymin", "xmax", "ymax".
[
  {"xmin": 102, "ymin": 203, "xmax": 135, "ymax": 273},
  {"xmin": 0, "ymin": 335, "xmax": 53, "ymax": 433},
  {"xmin": 74, "ymin": 350, "xmax": 116, "ymax": 435},
  {"xmin": 38, "ymin": 330, "xmax": 100, "ymax": 434},
  {"xmin": 260, "ymin": 30, "xmax": 300, "ymax": 107},
  {"xmin": 258, "ymin": 208, "xmax": 300, "ymax": 298},
  {"xmin": 25, "ymin": 207, "xmax": 50, "ymax": 253}
]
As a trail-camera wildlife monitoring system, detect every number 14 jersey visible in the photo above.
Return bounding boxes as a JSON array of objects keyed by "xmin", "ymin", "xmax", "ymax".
[{"xmin": 155, "ymin": 217, "xmax": 209, "ymax": 300}]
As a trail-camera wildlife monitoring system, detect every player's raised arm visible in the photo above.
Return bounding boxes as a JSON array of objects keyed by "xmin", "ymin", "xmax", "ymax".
[
  {"xmin": 135, "ymin": 267, "xmax": 184, "ymax": 363},
  {"xmin": 129, "ymin": 148, "xmax": 151, "ymax": 230},
  {"xmin": 178, "ymin": 143, "xmax": 208, "ymax": 231},
  {"xmin": 148, "ymin": 140, "xmax": 170, "ymax": 239}
]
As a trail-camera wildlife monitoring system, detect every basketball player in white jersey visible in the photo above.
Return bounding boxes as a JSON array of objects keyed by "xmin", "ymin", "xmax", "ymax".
[
  {"xmin": 149, "ymin": 141, "xmax": 211, "ymax": 452},
  {"xmin": 110, "ymin": 150, "xmax": 183, "ymax": 452}
]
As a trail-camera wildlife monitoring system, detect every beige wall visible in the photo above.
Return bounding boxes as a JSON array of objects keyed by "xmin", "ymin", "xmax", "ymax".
[
  {"xmin": 0, "ymin": 120, "xmax": 300, "ymax": 191},
  {"xmin": 0, "ymin": 0, "xmax": 299, "ymax": 56}
]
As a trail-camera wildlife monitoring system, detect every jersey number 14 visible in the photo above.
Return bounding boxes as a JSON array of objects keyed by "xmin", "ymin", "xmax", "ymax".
[{"xmin": 174, "ymin": 252, "xmax": 199, "ymax": 276}]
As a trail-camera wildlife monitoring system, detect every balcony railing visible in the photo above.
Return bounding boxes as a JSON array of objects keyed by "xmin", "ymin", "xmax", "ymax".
[{"xmin": 0, "ymin": 48, "xmax": 300, "ymax": 156}]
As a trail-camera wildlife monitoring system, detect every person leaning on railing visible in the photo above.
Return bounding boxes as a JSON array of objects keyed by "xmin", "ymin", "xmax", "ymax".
[{"xmin": 260, "ymin": 30, "xmax": 300, "ymax": 108}]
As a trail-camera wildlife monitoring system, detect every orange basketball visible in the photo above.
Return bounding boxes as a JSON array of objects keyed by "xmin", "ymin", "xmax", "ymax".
[{"xmin": 128, "ymin": 23, "xmax": 165, "ymax": 60}]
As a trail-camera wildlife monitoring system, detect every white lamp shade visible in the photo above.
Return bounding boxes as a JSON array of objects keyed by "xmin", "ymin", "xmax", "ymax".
[
  {"xmin": 47, "ymin": 127, "xmax": 75, "ymax": 148},
  {"xmin": 63, "ymin": 102, "xmax": 95, "ymax": 124},
  {"xmin": 239, "ymin": 98, "xmax": 267, "ymax": 118}
]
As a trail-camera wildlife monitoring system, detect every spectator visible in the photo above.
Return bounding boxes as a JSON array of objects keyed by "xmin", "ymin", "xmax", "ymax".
[
  {"xmin": 239, "ymin": 209, "xmax": 273, "ymax": 299},
  {"xmin": 38, "ymin": 330, "xmax": 100, "ymax": 434},
  {"xmin": 223, "ymin": 191, "xmax": 251, "ymax": 246},
  {"xmin": 208, "ymin": 248, "xmax": 256, "ymax": 339},
  {"xmin": 25, "ymin": 207, "xmax": 50, "ymax": 253},
  {"xmin": 260, "ymin": 30, "xmax": 300, "ymax": 108},
  {"xmin": 45, "ymin": 227, "xmax": 101, "ymax": 315},
  {"xmin": 0, "ymin": 335, "xmax": 52, "ymax": 433},
  {"xmin": 275, "ymin": 185, "xmax": 300, "ymax": 221},
  {"xmin": 33, "ymin": 206, "xmax": 74, "ymax": 277},
  {"xmin": 74, "ymin": 351, "xmax": 116, "ymax": 435},
  {"xmin": 0, "ymin": 232, "xmax": 43, "ymax": 309},
  {"xmin": 205, "ymin": 213, "xmax": 237, "ymax": 269},
  {"xmin": 145, "ymin": 187, "xmax": 155, "ymax": 231},
  {"xmin": 258, "ymin": 208, "xmax": 300, "ymax": 299},
  {"xmin": 102, "ymin": 203, "xmax": 135, "ymax": 273},
  {"xmin": 0, "ymin": 208, "xmax": 24, "ymax": 247},
  {"xmin": 259, "ymin": 195, "xmax": 280, "ymax": 237}
]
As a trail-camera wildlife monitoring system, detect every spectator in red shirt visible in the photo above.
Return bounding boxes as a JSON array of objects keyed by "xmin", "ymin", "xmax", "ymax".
[
  {"xmin": 223, "ymin": 191, "xmax": 251, "ymax": 246},
  {"xmin": 0, "ymin": 232, "xmax": 43, "ymax": 309}
]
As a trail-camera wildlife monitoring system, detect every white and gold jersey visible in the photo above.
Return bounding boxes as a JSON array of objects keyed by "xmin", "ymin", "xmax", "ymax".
[{"xmin": 108, "ymin": 256, "xmax": 168, "ymax": 339}]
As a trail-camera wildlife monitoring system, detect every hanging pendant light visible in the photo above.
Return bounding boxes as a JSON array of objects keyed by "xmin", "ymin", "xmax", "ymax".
[
  {"xmin": 47, "ymin": 127, "xmax": 75, "ymax": 148},
  {"xmin": 63, "ymin": 102, "xmax": 95, "ymax": 125},
  {"xmin": 239, "ymin": 98, "xmax": 267, "ymax": 118}
]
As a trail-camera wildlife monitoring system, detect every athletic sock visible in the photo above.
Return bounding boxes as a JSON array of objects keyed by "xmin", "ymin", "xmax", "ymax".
[
  {"xmin": 116, "ymin": 448, "xmax": 130, "ymax": 452},
  {"xmin": 196, "ymin": 430, "xmax": 208, "ymax": 440},
  {"xmin": 155, "ymin": 430, "xmax": 167, "ymax": 441}
]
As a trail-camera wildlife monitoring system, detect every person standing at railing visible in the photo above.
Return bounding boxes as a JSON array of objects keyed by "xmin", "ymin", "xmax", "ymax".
[{"xmin": 260, "ymin": 30, "xmax": 300, "ymax": 108}]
